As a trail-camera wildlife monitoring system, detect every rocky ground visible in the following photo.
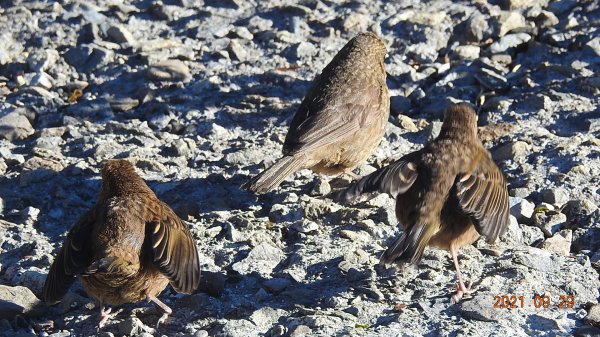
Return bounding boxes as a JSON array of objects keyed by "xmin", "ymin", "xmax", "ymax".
[{"xmin": 0, "ymin": 0, "xmax": 599, "ymax": 336}]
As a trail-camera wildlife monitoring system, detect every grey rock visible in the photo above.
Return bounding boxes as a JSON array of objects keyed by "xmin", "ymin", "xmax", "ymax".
[
  {"xmin": 287, "ymin": 41, "xmax": 317, "ymax": 61},
  {"xmin": 30, "ymin": 72, "xmax": 53, "ymax": 89},
  {"xmin": 263, "ymin": 278, "xmax": 291, "ymax": 293},
  {"xmin": 454, "ymin": 45, "xmax": 480, "ymax": 60},
  {"xmin": 225, "ymin": 148, "xmax": 264, "ymax": 166},
  {"xmin": 536, "ymin": 10, "xmax": 559, "ymax": 28},
  {"xmin": 289, "ymin": 325, "xmax": 312, "ymax": 337},
  {"xmin": 310, "ymin": 179, "xmax": 331, "ymax": 196},
  {"xmin": 0, "ymin": 49, "xmax": 9, "ymax": 65},
  {"xmin": 230, "ymin": 26, "xmax": 253, "ymax": 40},
  {"xmin": 228, "ymin": 39, "xmax": 248, "ymax": 62},
  {"xmin": 220, "ymin": 319, "xmax": 262, "ymax": 336},
  {"xmin": 339, "ymin": 229, "xmax": 370, "ymax": 243},
  {"xmin": 168, "ymin": 138, "xmax": 196, "ymax": 157},
  {"xmin": 146, "ymin": 60, "xmax": 191, "ymax": 82},
  {"xmin": 338, "ymin": 249, "xmax": 371, "ymax": 273},
  {"xmin": 513, "ymin": 247, "xmax": 559, "ymax": 272},
  {"xmin": 232, "ymin": 242, "xmax": 286, "ymax": 277},
  {"xmin": 267, "ymin": 324, "xmax": 286, "ymax": 337},
  {"xmin": 541, "ymin": 229, "xmax": 572, "ymax": 255},
  {"xmin": 302, "ymin": 196, "xmax": 341, "ymax": 220},
  {"xmin": 0, "ymin": 111, "xmax": 34, "ymax": 141},
  {"xmin": 464, "ymin": 11, "xmax": 490, "ymax": 43},
  {"xmin": 0, "ymin": 147, "xmax": 25, "ymax": 164},
  {"xmin": 506, "ymin": 0, "xmax": 549, "ymax": 9},
  {"xmin": 26, "ymin": 49, "xmax": 59, "ymax": 72},
  {"xmin": 500, "ymin": 215, "xmax": 523, "ymax": 244},
  {"xmin": 114, "ymin": 317, "xmax": 153, "ymax": 336},
  {"xmin": 194, "ymin": 331, "xmax": 209, "ymax": 337},
  {"xmin": 343, "ymin": 12, "xmax": 371, "ymax": 32},
  {"xmin": 493, "ymin": 141, "xmax": 530, "ymax": 161},
  {"xmin": 585, "ymin": 37, "xmax": 600, "ymax": 57},
  {"xmin": 11, "ymin": 267, "xmax": 46, "ymax": 294},
  {"xmin": 248, "ymin": 15, "xmax": 273, "ymax": 32},
  {"xmin": 357, "ymin": 219, "xmax": 392, "ymax": 240},
  {"xmin": 474, "ymin": 67, "xmax": 509, "ymax": 91},
  {"xmin": 548, "ymin": 0, "xmax": 578, "ymax": 15},
  {"xmin": 395, "ymin": 114, "xmax": 419, "ymax": 132},
  {"xmin": 343, "ymin": 306, "xmax": 360, "ymax": 316},
  {"xmin": 523, "ymin": 94, "xmax": 552, "ymax": 110},
  {"xmin": 510, "ymin": 187, "xmax": 531, "ymax": 198},
  {"xmin": 426, "ymin": 121, "xmax": 443, "ymax": 141},
  {"xmin": 510, "ymin": 197, "xmax": 535, "ymax": 221},
  {"xmin": 0, "ymin": 285, "xmax": 45, "ymax": 319},
  {"xmin": 255, "ymin": 287, "xmax": 269, "ymax": 301},
  {"xmin": 63, "ymin": 44, "xmax": 113, "ymax": 72},
  {"xmin": 585, "ymin": 118, "xmax": 600, "ymax": 133},
  {"xmin": 489, "ymin": 33, "xmax": 531, "ymax": 53},
  {"xmin": 585, "ymin": 304, "xmax": 600, "ymax": 326},
  {"xmin": 146, "ymin": 111, "xmax": 172, "ymax": 130},
  {"xmin": 269, "ymin": 204, "xmax": 304, "ymax": 223},
  {"xmin": 20, "ymin": 206, "xmax": 40, "ymax": 226},
  {"xmin": 108, "ymin": 97, "xmax": 139, "ymax": 112},
  {"xmin": 107, "ymin": 25, "xmax": 135, "ymax": 44},
  {"xmin": 521, "ymin": 225, "xmax": 545, "ymax": 246},
  {"xmin": 290, "ymin": 220, "xmax": 319, "ymax": 234},
  {"xmin": 573, "ymin": 325, "xmax": 600, "ymax": 337},
  {"xmin": 533, "ymin": 212, "xmax": 567, "ymax": 237},
  {"xmin": 572, "ymin": 224, "xmax": 600, "ymax": 254},
  {"xmin": 497, "ymin": 11, "xmax": 527, "ymax": 37},
  {"xmin": 563, "ymin": 199, "xmax": 598, "ymax": 221}
]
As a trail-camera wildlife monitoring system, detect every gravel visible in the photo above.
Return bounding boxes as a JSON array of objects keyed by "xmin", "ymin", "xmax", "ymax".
[{"xmin": 0, "ymin": 0, "xmax": 599, "ymax": 336}]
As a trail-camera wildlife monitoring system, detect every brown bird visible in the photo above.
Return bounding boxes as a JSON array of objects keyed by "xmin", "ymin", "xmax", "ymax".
[
  {"xmin": 339, "ymin": 104, "xmax": 510, "ymax": 302},
  {"xmin": 43, "ymin": 159, "xmax": 200, "ymax": 327},
  {"xmin": 244, "ymin": 32, "xmax": 390, "ymax": 193}
]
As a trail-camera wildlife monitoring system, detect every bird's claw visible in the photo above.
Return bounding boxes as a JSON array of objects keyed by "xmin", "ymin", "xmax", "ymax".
[
  {"xmin": 98, "ymin": 307, "xmax": 114, "ymax": 330},
  {"xmin": 156, "ymin": 312, "xmax": 169, "ymax": 328},
  {"xmin": 451, "ymin": 280, "xmax": 476, "ymax": 304}
]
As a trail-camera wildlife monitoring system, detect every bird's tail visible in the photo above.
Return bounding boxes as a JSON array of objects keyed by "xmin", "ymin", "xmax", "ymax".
[
  {"xmin": 243, "ymin": 155, "xmax": 305, "ymax": 194},
  {"xmin": 42, "ymin": 246, "xmax": 76, "ymax": 304},
  {"xmin": 380, "ymin": 223, "xmax": 435, "ymax": 266}
]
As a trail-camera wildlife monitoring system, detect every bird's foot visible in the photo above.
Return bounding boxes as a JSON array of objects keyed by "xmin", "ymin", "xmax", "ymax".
[
  {"xmin": 147, "ymin": 294, "xmax": 172, "ymax": 328},
  {"xmin": 451, "ymin": 280, "xmax": 476, "ymax": 304},
  {"xmin": 98, "ymin": 307, "xmax": 115, "ymax": 330},
  {"xmin": 156, "ymin": 312, "xmax": 170, "ymax": 328}
]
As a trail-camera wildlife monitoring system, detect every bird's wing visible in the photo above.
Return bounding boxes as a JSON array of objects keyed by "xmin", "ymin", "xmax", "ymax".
[
  {"xmin": 284, "ymin": 82, "xmax": 387, "ymax": 154},
  {"xmin": 337, "ymin": 151, "xmax": 420, "ymax": 203},
  {"xmin": 455, "ymin": 151, "xmax": 510, "ymax": 242},
  {"xmin": 43, "ymin": 209, "xmax": 96, "ymax": 303},
  {"xmin": 148, "ymin": 202, "xmax": 200, "ymax": 294}
]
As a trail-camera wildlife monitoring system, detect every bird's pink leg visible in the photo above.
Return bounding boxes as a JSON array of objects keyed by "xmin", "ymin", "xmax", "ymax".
[
  {"xmin": 98, "ymin": 302, "xmax": 114, "ymax": 329},
  {"xmin": 450, "ymin": 245, "xmax": 476, "ymax": 303},
  {"xmin": 147, "ymin": 294, "xmax": 172, "ymax": 327}
]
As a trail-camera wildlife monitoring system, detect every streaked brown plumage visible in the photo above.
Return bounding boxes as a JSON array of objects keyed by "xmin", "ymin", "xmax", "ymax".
[
  {"xmin": 244, "ymin": 32, "xmax": 390, "ymax": 194},
  {"xmin": 339, "ymin": 104, "xmax": 510, "ymax": 302},
  {"xmin": 43, "ymin": 159, "xmax": 200, "ymax": 327}
]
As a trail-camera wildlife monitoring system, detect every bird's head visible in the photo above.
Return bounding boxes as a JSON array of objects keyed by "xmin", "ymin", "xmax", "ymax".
[
  {"xmin": 100, "ymin": 159, "xmax": 148, "ymax": 197},
  {"xmin": 351, "ymin": 32, "xmax": 387, "ymax": 59},
  {"xmin": 440, "ymin": 104, "xmax": 479, "ymax": 139}
]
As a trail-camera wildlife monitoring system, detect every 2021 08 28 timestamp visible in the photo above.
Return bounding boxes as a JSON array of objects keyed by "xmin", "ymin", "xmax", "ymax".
[{"xmin": 493, "ymin": 295, "xmax": 575, "ymax": 309}]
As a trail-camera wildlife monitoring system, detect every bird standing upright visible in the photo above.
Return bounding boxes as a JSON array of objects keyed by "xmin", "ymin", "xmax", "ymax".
[
  {"xmin": 43, "ymin": 159, "xmax": 201, "ymax": 327},
  {"xmin": 339, "ymin": 105, "xmax": 510, "ymax": 302},
  {"xmin": 244, "ymin": 32, "xmax": 390, "ymax": 194}
]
